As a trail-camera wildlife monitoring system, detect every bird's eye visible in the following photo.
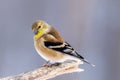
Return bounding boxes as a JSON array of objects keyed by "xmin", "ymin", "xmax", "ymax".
[{"xmin": 38, "ymin": 26, "xmax": 41, "ymax": 29}]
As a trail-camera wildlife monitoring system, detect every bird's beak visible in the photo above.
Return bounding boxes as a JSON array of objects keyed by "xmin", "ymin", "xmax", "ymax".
[{"xmin": 34, "ymin": 30, "xmax": 38, "ymax": 34}]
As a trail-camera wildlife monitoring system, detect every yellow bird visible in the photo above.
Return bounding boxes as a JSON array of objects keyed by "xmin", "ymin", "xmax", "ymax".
[{"xmin": 32, "ymin": 20, "xmax": 95, "ymax": 66}]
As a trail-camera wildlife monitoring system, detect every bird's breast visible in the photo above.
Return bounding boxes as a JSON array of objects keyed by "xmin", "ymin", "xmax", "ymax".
[{"xmin": 34, "ymin": 39, "xmax": 66, "ymax": 62}]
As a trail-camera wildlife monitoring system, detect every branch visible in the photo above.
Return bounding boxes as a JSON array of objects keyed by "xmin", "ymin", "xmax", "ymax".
[{"xmin": 0, "ymin": 61, "xmax": 84, "ymax": 80}]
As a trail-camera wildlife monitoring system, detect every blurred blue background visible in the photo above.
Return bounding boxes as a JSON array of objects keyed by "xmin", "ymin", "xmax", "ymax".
[{"xmin": 0, "ymin": 0, "xmax": 120, "ymax": 80}]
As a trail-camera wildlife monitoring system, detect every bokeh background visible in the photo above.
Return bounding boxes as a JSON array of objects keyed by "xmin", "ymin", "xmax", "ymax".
[{"xmin": 0, "ymin": 0, "xmax": 120, "ymax": 80}]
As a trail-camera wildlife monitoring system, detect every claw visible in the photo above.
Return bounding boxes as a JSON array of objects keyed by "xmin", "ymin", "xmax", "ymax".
[
  {"xmin": 51, "ymin": 62, "xmax": 61, "ymax": 66},
  {"xmin": 42, "ymin": 61, "xmax": 50, "ymax": 67}
]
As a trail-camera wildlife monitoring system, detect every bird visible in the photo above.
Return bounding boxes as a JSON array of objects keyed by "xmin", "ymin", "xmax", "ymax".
[{"xmin": 32, "ymin": 20, "xmax": 95, "ymax": 67}]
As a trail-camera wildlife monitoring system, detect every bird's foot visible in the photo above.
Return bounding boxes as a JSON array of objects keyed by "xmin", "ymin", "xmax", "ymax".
[
  {"xmin": 51, "ymin": 62, "xmax": 61, "ymax": 66},
  {"xmin": 42, "ymin": 61, "xmax": 61, "ymax": 67},
  {"xmin": 42, "ymin": 61, "xmax": 51, "ymax": 67}
]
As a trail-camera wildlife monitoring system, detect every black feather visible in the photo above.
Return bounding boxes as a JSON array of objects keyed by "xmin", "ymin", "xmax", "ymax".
[
  {"xmin": 44, "ymin": 41, "xmax": 84, "ymax": 59},
  {"xmin": 44, "ymin": 41, "xmax": 63, "ymax": 47}
]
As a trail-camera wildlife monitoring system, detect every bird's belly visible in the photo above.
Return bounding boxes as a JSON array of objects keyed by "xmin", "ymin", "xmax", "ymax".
[
  {"xmin": 35, "ymin": 43, "xmax": 67, "ymax": 63},
  {"xmin": 37, "ymin": 49, "xmax": 67, "ymax": 63},
  {"xmin": 36, "ymin": 48, "xmax": 50, "ymax": 61}
]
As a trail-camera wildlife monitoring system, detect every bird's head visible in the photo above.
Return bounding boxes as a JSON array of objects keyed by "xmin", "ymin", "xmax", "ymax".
[{"xmin": 32, "ymin": 20, "xmax": 50, "ymax": 40}]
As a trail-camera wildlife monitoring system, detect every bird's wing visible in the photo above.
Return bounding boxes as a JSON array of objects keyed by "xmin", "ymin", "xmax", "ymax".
[
  {"xmin": 44, "ymin": 41, "xmax": 84, "ymax": 60},
  {"xmin": 44, "ymin": 41, "xmax": 95, "ymax": 67}
]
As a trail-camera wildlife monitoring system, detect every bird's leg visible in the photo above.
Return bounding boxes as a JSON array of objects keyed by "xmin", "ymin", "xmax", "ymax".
[
  {"xmin": 51, "ymin": 62, "xmax": 61, "ymax": 66},
  {"xmin": 42, "ymin": 61, "xmax": 50, "ymax": 67},
  {"xmin": 42, "ymin": 61, "xmax": 61, "ymax": 67}
]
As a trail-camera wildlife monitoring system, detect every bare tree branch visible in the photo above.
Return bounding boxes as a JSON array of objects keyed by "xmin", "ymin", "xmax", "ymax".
[{"xmin": 0, "ymin": 61, "xmax": 84, "ymax": 80}]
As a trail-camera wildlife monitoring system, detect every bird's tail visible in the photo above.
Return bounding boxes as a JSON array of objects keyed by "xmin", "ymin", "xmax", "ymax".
[
  {"xmin": 75, "ymin": 51, "xmax": 95, "ymax": 67},
  {"xmin": 81, "ymin": 59, "xmax": 95, "ymax": 67}
]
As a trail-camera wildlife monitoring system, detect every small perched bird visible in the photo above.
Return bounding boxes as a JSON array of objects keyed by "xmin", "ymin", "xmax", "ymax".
[{"xmin": 32, "ymin": 20, "xmax": 95, "ymax": 67}]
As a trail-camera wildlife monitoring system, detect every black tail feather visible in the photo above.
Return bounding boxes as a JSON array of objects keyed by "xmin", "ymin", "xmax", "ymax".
[
  {"xmin": 75, "ymin": 51, "xmax": 95, "ymax": 67},
  {"xmin": 82, "ymin": 59, "xmax": 95, "ymax": 67}
]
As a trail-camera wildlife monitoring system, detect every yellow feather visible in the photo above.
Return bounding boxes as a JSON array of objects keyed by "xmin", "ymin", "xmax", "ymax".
[{"xmin": 34, "ymin": 28, "xmax": 45, "ymax": 40}]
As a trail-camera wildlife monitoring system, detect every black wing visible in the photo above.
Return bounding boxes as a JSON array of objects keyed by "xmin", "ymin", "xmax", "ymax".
[
  {"xmin": 44, "ymin": 41, "xmax": 95, "ymax": 67},
  {"xmin": 44, "ymin": 41, "xmax": 84, "ymax": 59}
]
